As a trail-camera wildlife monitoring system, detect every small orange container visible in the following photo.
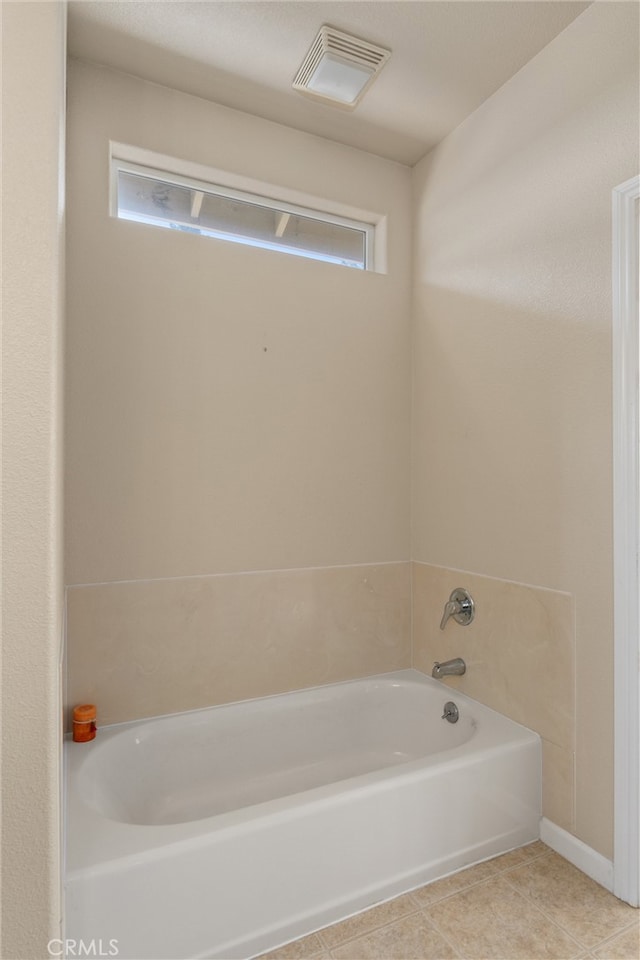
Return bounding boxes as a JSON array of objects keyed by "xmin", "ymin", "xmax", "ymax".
[{"xmin": 73, "ymin": 704, "xmax": 97, "ymax": 742}]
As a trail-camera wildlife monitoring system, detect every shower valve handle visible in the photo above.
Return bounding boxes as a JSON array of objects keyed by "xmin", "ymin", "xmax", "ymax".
[{"xmin": 439, "ymin": 588, "xmax": 474, "ymax": 629}]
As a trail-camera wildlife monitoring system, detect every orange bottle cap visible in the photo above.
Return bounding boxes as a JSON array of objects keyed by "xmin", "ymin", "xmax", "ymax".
[{"xmin": 73, "ymin": 703, "xmax": 96, "ymax": 723}]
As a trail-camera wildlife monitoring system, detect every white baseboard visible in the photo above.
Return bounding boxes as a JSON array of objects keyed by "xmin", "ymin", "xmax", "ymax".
[{"xmin": 540, "ymin": 818, "xmax": 614, "ymax": 892}]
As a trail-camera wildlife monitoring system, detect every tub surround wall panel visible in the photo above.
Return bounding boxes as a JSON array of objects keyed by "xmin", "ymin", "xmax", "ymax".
[
  {"xmin": 66, "ymin": 563, "xmax": 411, "ymax": 727},
  {"xmin": 411, "ymin": 1, "xmax": 639, "ymax": 857},
  {"xmin": 412, "ymin": 562, "xmax": 575, "ymax": 831},
  {"xmin": 542, "ymin": 739, "xmax": 575, "ymax": 834}
]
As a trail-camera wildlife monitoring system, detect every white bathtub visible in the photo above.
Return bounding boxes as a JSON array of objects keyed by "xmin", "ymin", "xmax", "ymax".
[{"xmin": 65, "ymin": 669, "xmax": 541, "ymax": 959}]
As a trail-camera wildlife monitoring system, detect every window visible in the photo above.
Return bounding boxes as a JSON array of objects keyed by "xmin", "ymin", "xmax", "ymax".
[{"xmin": 111, "ymin": 159, "xmax": 375, "ymax": 271}]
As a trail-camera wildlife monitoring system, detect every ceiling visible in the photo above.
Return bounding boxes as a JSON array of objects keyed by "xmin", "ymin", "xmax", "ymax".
[{"xmin": 67, "ymin": 1, "xmax": 591, "ymax": 165}]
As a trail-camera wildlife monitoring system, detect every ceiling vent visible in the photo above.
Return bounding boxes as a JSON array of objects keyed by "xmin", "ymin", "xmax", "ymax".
[{"xmin": 292, "ymin": 25, "xmax": 391, "ymax": 109}]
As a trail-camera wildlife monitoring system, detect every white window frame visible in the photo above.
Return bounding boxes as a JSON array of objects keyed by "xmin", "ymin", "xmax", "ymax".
[{"xmin": 110, "ymin": 153, "xmax": 378, "ymax": 272}]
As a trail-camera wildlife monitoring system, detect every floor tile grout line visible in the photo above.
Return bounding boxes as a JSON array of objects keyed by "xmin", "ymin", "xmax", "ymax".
[
  {"xmin": 316, "ymin": 901, "xmax": 424, "ymax": 951},
  {"xmin": 412, "ymin": 875, "xmax": 507, "ymax": 909},
  {"xmin": 498, "ymin": 870, "xmax": 635, "ymax": 953},
  {"xmin": 324, "ymin": 904, "xmax": 465, "ymax": 960},
  {"xmin": 405, "ymin": 848, "xmax": 553, "ymax": 910},
  {"xmin": 415, "ymin": 903, "xmax": 476, "ymax": 960},
  {"xmin": 587, "ymin": 913, "xmax": 640, "ymax": 953},
  {"xmin": 499, "ymin": 871, "xmax": 588, "ymax": 949},
  {"xmin": 415, "ymin": 905, "xmax": 466, "ymax": 960},
  {"xmin": 317, "ymin": 898, "xmax": 467, "ymax": 957},
  {"xmin": 487, "ymin": 847, "xmax": 552, "ymax": 874},
  {"xmin": 423, "ymin": 873, "xmax": 587, "ymax": 960}
]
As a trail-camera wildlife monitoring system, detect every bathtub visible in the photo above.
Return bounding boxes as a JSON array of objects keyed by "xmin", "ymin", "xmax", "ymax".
[{"xmin": 65, "ymin": 669, "xmax": 541, "ymax": 959}]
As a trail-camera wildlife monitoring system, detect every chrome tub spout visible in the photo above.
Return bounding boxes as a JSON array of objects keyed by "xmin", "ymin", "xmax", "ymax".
[{"xmin": 432, "ymin": 657, "xmax": 466, "ymax": 679}]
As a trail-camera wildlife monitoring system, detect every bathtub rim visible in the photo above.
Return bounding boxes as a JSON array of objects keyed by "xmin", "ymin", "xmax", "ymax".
[
  {"xmin": 64, "ymin": 666, "xmax": 469, "ymax": 737},
  {"xmin": 64, "ymin": 666, "xmax": 533, "ymax": 738}
]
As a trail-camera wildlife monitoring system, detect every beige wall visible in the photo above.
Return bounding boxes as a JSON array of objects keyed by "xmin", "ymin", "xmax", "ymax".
[
  {"xmin": 64, "ymin": 61, "xmax": 412, "ymax": 728},
  {"xmin": 411, "ymin": 1, "xmax": 639, "ymax": 859},
  {"xmin": 1, "ymin": 2, "xmax": 66, "ymax": 957},
  {"xmin": 65, "ymin": 60, "xmax": 412, "ymax": 587}
]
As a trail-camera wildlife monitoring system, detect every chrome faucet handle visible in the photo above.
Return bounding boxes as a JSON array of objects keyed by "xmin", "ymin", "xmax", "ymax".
[
  {"xmin": 439, "ymin": 600, "xmax": 459, "ymax": 630},
  {"xmin": 439, "ymin": 588, "xmax": 474, "ymax": 629}
]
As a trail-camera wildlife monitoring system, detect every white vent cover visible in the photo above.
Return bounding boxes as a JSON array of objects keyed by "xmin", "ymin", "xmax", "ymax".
[{"xmin": 292, "ymin": 25, "xmax": 391, "ymax": 109}]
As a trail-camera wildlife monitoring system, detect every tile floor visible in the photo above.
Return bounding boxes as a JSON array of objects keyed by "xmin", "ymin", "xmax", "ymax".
[{"xmin": 258, "ymin": 842, "xmax": 639, "ymax": 960}]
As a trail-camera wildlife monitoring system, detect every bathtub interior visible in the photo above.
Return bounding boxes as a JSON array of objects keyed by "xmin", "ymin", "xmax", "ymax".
[{"xmin": 74, "ymin": 671, "xmax": 478, "ymax": 825}]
